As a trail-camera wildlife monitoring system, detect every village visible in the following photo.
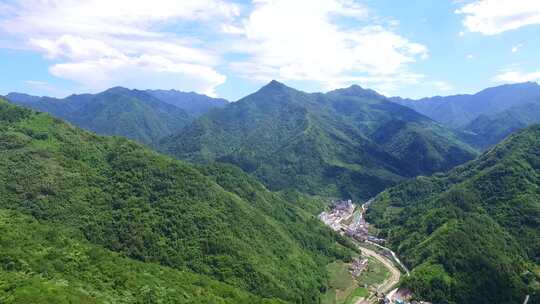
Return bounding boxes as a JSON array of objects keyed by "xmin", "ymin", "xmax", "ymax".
[
  {"xmin": 319, "ymin": 199, "xmax": 431, "ymax": 304},
  {"xmin": 318, "ymin": 199, "xmax": 384, "ymax": 244}
]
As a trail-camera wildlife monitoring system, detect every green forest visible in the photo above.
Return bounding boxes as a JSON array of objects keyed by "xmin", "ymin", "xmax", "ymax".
[
  {"xmin": 161, "ymin": 81, "xmax": 476, "ymax": 200},
  {"xmin": 0, "ymin": 98, "xmax": 355, "ymax": 303},
  {"xmin": 367, "ymin": 125, "xmax": 540, "ymax": 303},
  {"xmin": 3, "ymin": 79, "xmax": 540, "ymax": 304}
]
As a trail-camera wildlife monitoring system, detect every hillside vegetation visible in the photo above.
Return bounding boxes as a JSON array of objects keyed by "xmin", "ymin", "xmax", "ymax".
[
  {"xmin": 394, "ymin": 82, "xmax": 540, "ymax": 149},
  {"xmin": 6, "ymin": 87, "xmax": 226, "ymax": 146},
  {"xmin": 162, "ymin": 81, "xmax": 476, "ymax": 200},
  {"xmin": 367, "ymin": 125, "xmax": 540, "ymax": 303},
  {"xmin": 461, "ymin": 101, "xmax": 540, "ymax": 149},
  {"xmin": 0, "ymin": 208, "xmax": 283, "ymax": 304},
  {"xmin": 0, "ymin": 98, "xmax": 354, "ymax": 303}
]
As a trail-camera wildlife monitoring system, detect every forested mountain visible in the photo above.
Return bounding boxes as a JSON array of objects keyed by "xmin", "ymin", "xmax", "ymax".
[
  {"xmin": 392, "ymin": 82, "xmax": 540, "ymax": 128},
  {"xmin": 5, "ymin": 87, "xmax": 227, "ymax": 145},
  {"xmin": 461, "ymin": 102, "xmax": 540, "ymax": 149},
  {"xmin": 161, "ymin": 81, "xmax": 476, "ymax": 200},
  {"xmin": 367, "ymin": 125, "xmax": 540, "ymax": 304},
  {"xmin": 0, "ymin": 98, "xmax": 354, "ymax": 303}
]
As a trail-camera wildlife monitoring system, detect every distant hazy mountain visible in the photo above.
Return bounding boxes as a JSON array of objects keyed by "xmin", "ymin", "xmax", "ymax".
[
  {"xmin": 146, "ymin": 89, "xmax": 228, "ymax": 117},
  {"xmin": 368, "ymin": 124, "xmax": 540, "ymax": 303},
  {"xmin": 461, "ymin": 102, "xmax": 540, "ymax": 149},
  {"xmin": 393, "ymin": 82, "xmax": 540, "ymax": 128},
  {"xmin": 6, "ymin": 87, "xmax": 227, "ymax": 145},
  {"xmin": 161, "ymin": 80, "xmax": 477, "ymax": 200}
]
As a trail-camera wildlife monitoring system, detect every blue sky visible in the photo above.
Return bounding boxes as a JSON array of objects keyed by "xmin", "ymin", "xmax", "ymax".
[{"xmin": 0, "ymin": 0, "xmax": 539, "ymax": 100}]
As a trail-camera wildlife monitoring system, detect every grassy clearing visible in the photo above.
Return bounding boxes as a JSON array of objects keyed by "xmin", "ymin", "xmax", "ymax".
[
  {"xmin": 327, "ymin": 261, "xmax": 355, "ymax": 291},
  {"xmin": 322, "ymin": 261, "xmax": 369, "ymax": 304},
  {"xmin": 343, "ymin": 287, "xmax": 369, "ymax": 304},
  {"xmin": 357, "ymin": 257, "xmax": 390, "ymax": 287},
  {"xmin": 322, "ymin": 261, "xmax": 357, "ymax": 304},
  {"xmin": 321, "ymin": 289, "xmax": 338, "ymax": 304}
]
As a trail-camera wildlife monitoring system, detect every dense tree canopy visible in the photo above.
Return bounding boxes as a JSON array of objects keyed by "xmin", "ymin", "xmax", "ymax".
[
  {"xmin": 5, "ymin": 87, "xmax": 226, "ymax": 146},
  {"xmin": 0, "ymin": 99, "xmax": 354, "ymax": 303},
  {"xmin": 368, "ymin": 125, "xmax": 540, "ymax": 303},
  {"xmin": 161, "ymin": 81, "xmax": 476, "ymax": 200}
]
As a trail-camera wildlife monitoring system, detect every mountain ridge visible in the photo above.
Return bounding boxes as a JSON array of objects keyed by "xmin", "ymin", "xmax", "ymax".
[
  {"xmin": 392, "ymin": 82, "xmax": 540, "ymax": 128},
  {"xmin": 161, "ymin": 80, "xmax": 477, "ymax": 200},
  {"xmin": 5, "ymin": 87, "xmax": 227, "ymax": 145}
]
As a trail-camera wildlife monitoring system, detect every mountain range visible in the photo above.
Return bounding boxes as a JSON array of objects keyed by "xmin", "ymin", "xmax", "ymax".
[
  {"xmin": 2, "ymin": 79, "xmax": 540, "ymax": 303},
  {"xmin": 393, "ymin": 82, "xmax": 540, "ymax": 149},
  {"xmin": 392, "ymin": 82, "xmax": 540, "ymax": 128},
  {"xmin": 160, "ymin": 80, "xmax": 477, "ymax": 200},
  {"xmin": 9, "ymin": 81, "xmax": 540, "ymax": 154},
  {"xmin": 5, "ymin": 87, "xmax": 227, "ymax": 146}
]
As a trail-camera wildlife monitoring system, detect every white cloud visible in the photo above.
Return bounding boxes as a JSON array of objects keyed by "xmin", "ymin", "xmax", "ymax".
[
  {"xmin": 221, "ymin": 24, "xmax": 245, "ymax": 35},
  {"xmin": 0, "ymin": 0, "xmax": 430, "ymax": 96},
  {"xmin": 511, "ymin": 43, "xmax": 523, "ymax": 53},
  {"xmin": 228, "ymin": 0, "xmax": 428, "ymax": 93},
  {"xmin": 0, "ymin": 0, "xmax": 240, "ymax": 37},
  {"xmin": 50, "ymin": 55, "xmax": 226, "ymax": 96},
  {"xmin": 29, "ymin": 35, "xmax": 124, "ymax": 61},
  {"xmin": 493, "ymin": 70, "xmax": 540, "ymax": 83},
  {"xmin": 0, "ymin": 0, "xmax": 235, "ymax": 95},
  {"xmin": 23, "ymin": 80, "xmax": 70, "ymax": 96},
  {"xmin": 467, "ymin": 54, "xmax": 474, "ymax": 59},
  {"xmin": 456, "ymin": 0, "xmax": 540, "ymax": 35},
  {"xmin": 25, "ymin": 80, "xmax": 49, "ymax": 87}
]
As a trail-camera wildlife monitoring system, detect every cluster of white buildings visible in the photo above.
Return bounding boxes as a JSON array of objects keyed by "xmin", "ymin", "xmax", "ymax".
[
  {"xmin": 379, "ymin": 289, "xmax": 432, "ymax": 304},
  {"xmin": 318, "ymin": 199, "xmax": 355, "ymax": 231},
  {"xmin": 319, "ymin": 198, "xmax": 386, "ymax": 244}
]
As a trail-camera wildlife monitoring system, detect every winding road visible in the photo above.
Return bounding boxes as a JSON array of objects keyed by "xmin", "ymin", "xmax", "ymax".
[{"xmin": 366, "ymin": 241, "xmax": 410, "ymax": 275}]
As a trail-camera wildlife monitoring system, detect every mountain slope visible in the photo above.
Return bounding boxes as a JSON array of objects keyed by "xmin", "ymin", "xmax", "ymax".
[
  {"xmin": 0, "ymin": 98, "xmax": 354, "ymax": 303},
  {"xmin": 393, "ymin": 82, "xmax": 540, "ymax": 128},
  {"xmin": 367, "ymin": 125, "xmax": 540, "ymax": 303},
  {"xmin": 6, "ymin": 87, "xmax": 226, "ymax": 145},
  {"xmin": 161, "ymin": 81, "xmax": 477, "ymax": 200},
  {"xmin": 0, "ymin": 208, "xmax": 283, "ymax": 304},
  {"xmin": 461, "ymin": 101, "xmax": 540, "ymax": 149}
]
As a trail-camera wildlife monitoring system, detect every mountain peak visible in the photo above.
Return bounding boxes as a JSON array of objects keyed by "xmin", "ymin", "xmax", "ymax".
[
  {"xmin": 103, "ymin": 86, "xmax": 132, "ymax": 94},
  {"xmin": 6, "ymin": 92, "xmax": 46, "ymax": 104},
  {"xmin": 328, "ymin": 84, "xmax": 384, "ymax": 99},
  {"xmin": 344, "ymin": 84, "xmax": 368, "ymax": 93},
  {"xmin": 259, "ymin": 80, "xmax": 289, "ymax": 92},
  {"xmin": 268, "ymin": 79, "xmax": 284, "ymax": 86}
]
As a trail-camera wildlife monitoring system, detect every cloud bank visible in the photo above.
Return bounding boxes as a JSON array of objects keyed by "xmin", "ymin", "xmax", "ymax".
[
  {"xmin": 0, "ymin": 0, "xmax": 430, "ymax": 96},
  {"xmin": 456, "ymin": 0, "xmax": 540, "ymax": 35}
]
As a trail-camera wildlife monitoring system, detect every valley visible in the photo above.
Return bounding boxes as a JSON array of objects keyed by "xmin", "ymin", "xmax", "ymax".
[
  {"xmin": 319, "ymin": 199, "xmax": 418, "ymax": 304},
  {"xmin": 2, "ymin": 1, "xmax": 540, "ymax": 303},
  {"xmin": 2, "ymin": 81, "xmax": 540, "ymax": 304}
]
